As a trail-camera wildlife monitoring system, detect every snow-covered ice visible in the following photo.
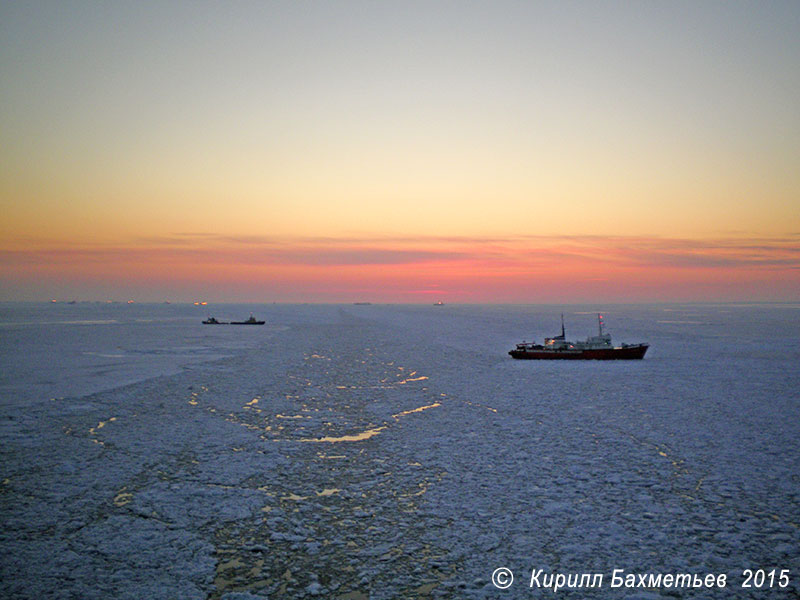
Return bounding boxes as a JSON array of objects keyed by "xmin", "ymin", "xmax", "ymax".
[{"xmin": 1, "ymin": 302, "xmax": 798, "ymax": 599}]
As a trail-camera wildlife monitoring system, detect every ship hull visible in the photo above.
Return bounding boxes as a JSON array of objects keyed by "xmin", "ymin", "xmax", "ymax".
[{"xmin": 509, "ymin": 344, "xmax": 648, "ymax": 360}]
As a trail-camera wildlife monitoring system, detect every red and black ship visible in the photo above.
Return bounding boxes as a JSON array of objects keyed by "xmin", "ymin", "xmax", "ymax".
[{"xmin": 509, "ymin": 314, "xmax": 648, "ymax": 360}]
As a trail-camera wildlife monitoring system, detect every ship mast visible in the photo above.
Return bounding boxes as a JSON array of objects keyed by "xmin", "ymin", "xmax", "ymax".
[
  {"xmin": 560, "ymin": 313, "xmax": 565, "ymax": 339},
  {"xmin": 597, "ymin": 313, "xmax": 604, "ymax": 335}
]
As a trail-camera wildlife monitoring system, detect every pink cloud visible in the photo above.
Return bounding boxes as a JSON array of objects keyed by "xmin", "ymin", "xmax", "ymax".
[{"xmin": 2, "ymin": 233, "xmax": 798, "ymax": 301}]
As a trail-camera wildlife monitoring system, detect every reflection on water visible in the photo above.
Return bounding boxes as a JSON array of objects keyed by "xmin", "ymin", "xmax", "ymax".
[
  {"xmin": 113, "ymin": 489, "xmax": 133, "ymax": 507},
  {"xmin": 392, "ymin": 402, "xmax": 440, "ymax": 418},
  {"xmin": 281, "ymin": 488, "xmax": 341, "ymax": 501},
  {"xmin": 88, "ymin": 417, "xmax": 115, "ymax": 435},
  {"xmin": 303, "ymin": 401, "xmax": 442, "ymax": 443},
  {"xmin": 397, "ymin": 376, "xmax": 429, "ymax": 384},
  {"xmin": 180, "ymin": 336, "xmax": 456, "ymax": 598},
  {"xmin": 302, "ymin": 426, "xmax": 387, "ymax": 443}
]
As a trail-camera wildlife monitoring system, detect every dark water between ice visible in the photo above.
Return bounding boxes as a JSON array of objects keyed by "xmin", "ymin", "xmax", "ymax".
[{"xmin": 1, "ymin": 302, "xmax": 798, "ymax": 599}]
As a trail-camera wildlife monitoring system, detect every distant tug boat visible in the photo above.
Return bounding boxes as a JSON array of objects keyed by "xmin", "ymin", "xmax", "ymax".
[
  {"xmin": 231, "ymin": 314, "xmax": 265, "ymax": 325},
  {"xmin": 509, "ymin": 314, "xmax": 648, "ymax": 360},
  {"xmin": 202, "ymin": 314, "xmax": 265, "ymax": 325}
]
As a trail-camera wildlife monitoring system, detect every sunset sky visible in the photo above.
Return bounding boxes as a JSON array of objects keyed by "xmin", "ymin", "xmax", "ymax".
[{"xmin": 1, "ymin": 1, "xmax": 798, "ymax": 302}]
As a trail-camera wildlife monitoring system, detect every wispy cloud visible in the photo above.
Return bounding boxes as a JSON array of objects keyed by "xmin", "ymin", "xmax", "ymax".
[
  {"xmin": 2, "ymin": 233, "xmax": 799, "ymax": 271},
  {"xmin": 0, "ymin": 245, "xmax": 467, "ymax": 267}
]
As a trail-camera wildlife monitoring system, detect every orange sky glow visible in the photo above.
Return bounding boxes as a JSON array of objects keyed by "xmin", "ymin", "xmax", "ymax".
[
  {"xmin": 3, "ymin": 234, "xmax": 797, "ymax": 302},
  {"xmin": 1, "ymin": 3, "xmax": 798, "ymax": 302}
]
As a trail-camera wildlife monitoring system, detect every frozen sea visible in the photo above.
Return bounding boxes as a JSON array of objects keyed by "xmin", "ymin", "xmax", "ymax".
[{"xmin": 1, "ymin": 302, "xmax": 799, "ymax": 599}]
